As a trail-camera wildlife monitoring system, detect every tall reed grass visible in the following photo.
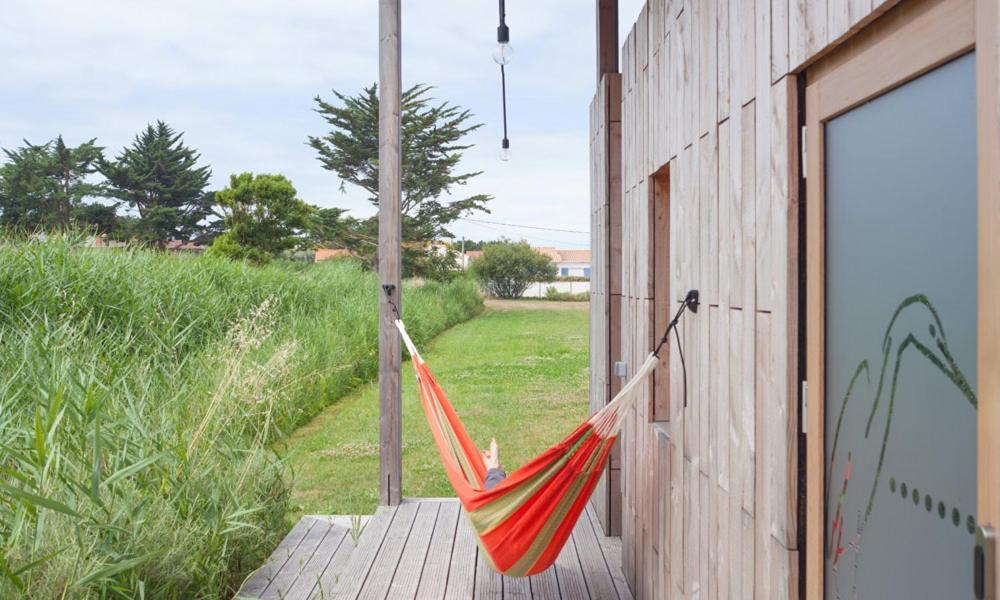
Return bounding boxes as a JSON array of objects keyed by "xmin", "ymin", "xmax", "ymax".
[{"xmin": 0, "ymin": 235, "xmax": 482, "ymax": 598}]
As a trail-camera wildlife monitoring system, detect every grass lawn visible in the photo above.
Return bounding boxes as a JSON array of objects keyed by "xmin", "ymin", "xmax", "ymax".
[{"xmin": 282, "ymin": 299, "xmax": 590, "ymax": 519}]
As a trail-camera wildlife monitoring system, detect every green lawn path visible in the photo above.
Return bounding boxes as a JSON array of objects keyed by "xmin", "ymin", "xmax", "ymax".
[{"xmin": 281, "ymin": 301, "xmax": 589, "ymax": 519}]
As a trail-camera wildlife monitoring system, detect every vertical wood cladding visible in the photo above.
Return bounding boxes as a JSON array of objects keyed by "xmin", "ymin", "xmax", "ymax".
[{"xmin": 589, "ymin": 0, "xmax": 900, "ymax": 597}]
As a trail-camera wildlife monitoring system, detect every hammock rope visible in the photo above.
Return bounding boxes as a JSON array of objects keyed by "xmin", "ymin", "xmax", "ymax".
[{"xmin": 389, "ymin": 289, "xmax": 698, "ymax": 577}]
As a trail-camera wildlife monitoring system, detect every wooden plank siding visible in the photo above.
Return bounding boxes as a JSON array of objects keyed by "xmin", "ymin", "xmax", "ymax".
[
  {"xmin": 590, "ymin": 72, "xmax": 624, "ymax": 536},
  {"xmin": 586, "ymin": 0, "xmax": 907, "ymax": 598}
]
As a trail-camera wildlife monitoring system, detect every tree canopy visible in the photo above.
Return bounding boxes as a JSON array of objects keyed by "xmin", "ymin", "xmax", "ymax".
[
  {"xmin": 470, "ymin": 240, "xmax": 557, "ymax": 299},
  {"xmin": 207, "ymin": 172, "xmax": 313, "ymax": 264},
  {"xmin": 308, "ymin": 84, "xmax": 491, "ymax": 277},
  {"xmin": 306, "ymin": 206, "xmax": 360, "ymax": 250},
  {"xmin": 0, "ymin": 136, "xmax": 112, "ymax": 230},
  {"xmin": 99, "ymin": 121, "xmax": 213, "ymax": 245}
]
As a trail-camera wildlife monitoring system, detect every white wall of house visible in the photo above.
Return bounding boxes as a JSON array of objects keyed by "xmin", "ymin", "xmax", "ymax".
[
  {"xmin": 521, "ymin": 280, "xmax": 591, "ymax": 298},
  {"xmin": 555, "ymin": 261, "xmax": 591, "ymax": 278}
]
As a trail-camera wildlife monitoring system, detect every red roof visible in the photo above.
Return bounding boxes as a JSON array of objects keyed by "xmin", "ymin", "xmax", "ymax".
[
  {"xmin": 532, "ymin": 247, "xmax": 590, "ymax": 263},
  {"xmin": 165, "ymin": 240, "xmax": 207, "ymax": 252},
  {"xmin": 315, "ymin": 248, "xmax": 353, "ymax": 261}
]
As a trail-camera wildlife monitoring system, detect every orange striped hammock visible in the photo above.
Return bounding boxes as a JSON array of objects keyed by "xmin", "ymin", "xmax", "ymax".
[{"xmin": 394, "ymin": 320, "xmax": 659, "ymax": 577}]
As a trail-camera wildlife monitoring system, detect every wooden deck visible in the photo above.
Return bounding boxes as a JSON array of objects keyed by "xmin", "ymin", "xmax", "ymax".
[{"xmin": 238, "ymin": 499, "xmax": 633, "ymax": 599}]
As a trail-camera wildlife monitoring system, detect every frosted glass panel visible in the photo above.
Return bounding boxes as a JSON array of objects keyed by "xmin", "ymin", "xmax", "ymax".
[{"xmin": 824, "ymin": 52, "xmax": 977, "ymax": 599}]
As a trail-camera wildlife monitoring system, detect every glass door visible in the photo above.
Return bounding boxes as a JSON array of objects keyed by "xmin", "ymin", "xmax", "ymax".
[{"xmin": 823, "ymin": 51, "xmax": 978, "ymax": 599}]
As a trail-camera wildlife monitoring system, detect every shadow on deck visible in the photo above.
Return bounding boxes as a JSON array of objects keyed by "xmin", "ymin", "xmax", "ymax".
[{"xmin": 237, "ymin": 499, "xmax": 632, "ymax": 599}]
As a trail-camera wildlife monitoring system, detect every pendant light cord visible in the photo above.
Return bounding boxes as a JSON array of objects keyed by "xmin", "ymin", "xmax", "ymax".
[{"xmin": 501, "ymin": 65, "xmax": 509, "ymax": 142}]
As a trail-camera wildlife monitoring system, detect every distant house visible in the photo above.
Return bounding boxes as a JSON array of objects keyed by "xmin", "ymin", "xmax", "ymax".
[
  {"xmin": 460, "ymin": 247, "xmax": 591, "ymax": 279},
  {"xmin": 317, "ymin": 241, "xmax": 454, "ymax": 265},
  {"xmin": 93, "ymin": 235, "xmax": 206, "ymax": 253},
  {"xmin": 92, "ymin": 234, "xmax": 127, "ymax": 249},
  {"xmin": 460, "ymin": 250, "xmax": 483, "ymax": 269},
  {"xmin": 165, "ymin": 240, "xmax": 206, "ymax": 254},
  {"xmin": 315, "ymin": 248, "xmax": 353, "ymax": 262},
  {"xmin": 533, "ymin": 247, "xmax": 591, "ymax": 279}
]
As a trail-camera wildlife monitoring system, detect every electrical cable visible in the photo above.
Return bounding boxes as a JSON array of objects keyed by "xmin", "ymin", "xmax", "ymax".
[{"xmin": 458, "ymin": 217, "xmax": 589, "ymax": 235}]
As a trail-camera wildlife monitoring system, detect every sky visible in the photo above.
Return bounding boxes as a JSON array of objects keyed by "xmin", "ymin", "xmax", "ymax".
[{"xmin": 0, "ymin": 0, "xmax": 644, "ymax": 249}]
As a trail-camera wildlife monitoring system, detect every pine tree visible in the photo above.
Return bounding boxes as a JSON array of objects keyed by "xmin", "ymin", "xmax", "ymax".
[
  {"xmin": 100, "ymin": 121, "xmax": 212, "ymax": 245},
  {"xmin": 307, "ymin": 206, "xmax": 359, "ymax": 249},
  {"xmin": 308, "ymin": 84, "xmax": 491, "ymax": 277},
  {"xmin": 0, "ymin": 136, "xmax": 110, "ymax": 230}
]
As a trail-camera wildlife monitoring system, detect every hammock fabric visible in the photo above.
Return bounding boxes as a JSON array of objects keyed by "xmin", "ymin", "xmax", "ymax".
[{"xmin": 395, "ymin": 320, "xmax": 660, "ymax": 577}]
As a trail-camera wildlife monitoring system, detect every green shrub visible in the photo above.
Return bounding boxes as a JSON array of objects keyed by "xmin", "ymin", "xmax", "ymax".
[
  {"xmin": 470, "ymin": 240, "xmax": 557, "ymax": 299},
  {"xmin": 544, "ymin": 286, "xmax": 590, "ymax": 302},
  {"xmin": 206, "ymin": 229, "xmax": 273, "ymax": 264},
  {"xmin": 211, "ymin": 172, "xmax": 314, "ymax": 263},
  {"xmin": 0, "ymin": 234, "xmax": 482, "ymax": 599}
]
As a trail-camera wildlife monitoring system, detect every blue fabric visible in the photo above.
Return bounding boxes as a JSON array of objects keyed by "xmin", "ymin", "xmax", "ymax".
[{"xmin": 484, "ymin": 467, "xmax": 507, "ymax": 491}]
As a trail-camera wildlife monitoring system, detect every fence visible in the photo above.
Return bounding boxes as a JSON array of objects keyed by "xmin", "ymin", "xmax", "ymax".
[{"xmin": 520, "ymin": 280, "xmax": 591, "ymax": 298}]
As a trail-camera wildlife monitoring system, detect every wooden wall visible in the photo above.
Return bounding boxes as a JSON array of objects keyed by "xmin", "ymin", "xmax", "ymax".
[
  {"xmin": 588, "ymin": 0, "xmax": 903, "ymax": 597},
  {"xmin": 590, "ymin": 73, "xmax": 623, "ymax": 536}
]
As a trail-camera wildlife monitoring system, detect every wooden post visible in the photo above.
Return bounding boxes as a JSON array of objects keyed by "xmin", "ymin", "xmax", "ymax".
[
  {"xmin": 596, "ymin": 0, "xmax": 618, "ymax": 81},
  {"xmin": 978, "ymin": 0, "xmax": 1000, "ymax": 587},
  {"xmin": 592, "ymin": 0, "xmax": 622, "ymax": 537},
  {"xmin": 378, "ymin": 0, "xmax": 402, "ymax": 507}
]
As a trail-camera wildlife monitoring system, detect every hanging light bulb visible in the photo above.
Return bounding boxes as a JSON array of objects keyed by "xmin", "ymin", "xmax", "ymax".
[
  {"xmin": 500, "ymin": 138, "xmax": 511, "ymax": 161},
  {"xmin": 492, "ymin": 41, "xmax": 513, "ymax": 66},
  {"xmin": 495, "ymin": 0, "xmax": 512, "ymax": 162},
  {"xmin": 494, "ymin": 0, "xmax": 511, "ymax": 66}
]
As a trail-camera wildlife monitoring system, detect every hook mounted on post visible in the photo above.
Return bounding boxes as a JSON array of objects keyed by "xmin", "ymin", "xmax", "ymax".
[
  {"xmin": 684, "ymin": 289, "xmax": 700, "ymax": 314},
  {"xmin": 652, "ymin": 288, "xmax": 699, "ymax": 408},
  {"xmin": 382, "ymin": 284, "xmax": 401, "ymax": 320},
  {"xmin": 653, "ymin": 289, "xmax": 699, "ymax": 358}
]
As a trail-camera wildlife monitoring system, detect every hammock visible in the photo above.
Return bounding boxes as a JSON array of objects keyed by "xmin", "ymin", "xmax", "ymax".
[{"xmin": 391, "ymin": 291, "xmax": 697, "ymax": 577}]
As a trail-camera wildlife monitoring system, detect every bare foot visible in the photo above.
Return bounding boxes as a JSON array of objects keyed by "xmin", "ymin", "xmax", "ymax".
[{"xmin": 481, "ymin": 438, "xmax": 500, "ymax": 470}]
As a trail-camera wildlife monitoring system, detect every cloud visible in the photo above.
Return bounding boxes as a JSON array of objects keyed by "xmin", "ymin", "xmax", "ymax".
[{"xmin": 0, "ymin": 0, "xmax": 636, "ymax": 244}]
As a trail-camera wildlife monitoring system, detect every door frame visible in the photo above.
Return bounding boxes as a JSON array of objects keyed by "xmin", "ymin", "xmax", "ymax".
[{"xmin": 803, "ymin": 0, "xmax": 1000, "ymax": 596}]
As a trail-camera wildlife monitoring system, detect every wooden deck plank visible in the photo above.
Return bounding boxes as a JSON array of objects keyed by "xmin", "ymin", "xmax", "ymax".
[
  {"xmin": 475, "ymin": 544, "xmax": 504, "ymax": 599},
  {"xmin": 415, "ymin": 501, "xmax": 461, "ymax": 599},
  {"xmin": 504, "ymin": 572, "xmax": 532, "ymax": 599},
  {"xmin": 328, "ymin": 505, "xmax": 397, "ymax": 599},
  {"xmin": 572, "ymin": 507, "xmax": 621, "ymax": 599},
  {"xmin": 527, "ymin": 566, "xmax": 560, "ymax": 599},
  {"xmin": 586, "ymin": 504, "xmax": 633, "ymax": 600},
  {"xmin": 443, "ymin": 512, "xmax": 478, "ymax": 599},
  {"xmin": 356, "ymin": 501, "xmax": 419, "ymax": 598},
  {"xmin": 247, "ymin": 500, "xmax": 627, "ymax": 600},
  {"xmin": 309, "ymin": 518, "xmax": 367, "ymax": 599},
  {"xmin": 282, "ymin": 520, "xmax": 349, "ymax": 600},
  {"xmin": 239, "ymin": 517, "xmax": 316, "ymax": 598},
  {"xmin": 553, "ymin": 530, "xmax": 590, "ymax": 599},
  {"xmin": 262, "ymin": 519, "xmax": 333, "ymax": 599},
  {"xmin": 387, "ymin": 501, "xmax": 440, "ymax": 599}
]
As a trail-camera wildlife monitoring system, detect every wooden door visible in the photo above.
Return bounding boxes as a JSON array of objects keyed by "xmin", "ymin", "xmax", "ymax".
[{"xmin": 804, "ymin": 0, "xmax": 1000, "ymax": 597}]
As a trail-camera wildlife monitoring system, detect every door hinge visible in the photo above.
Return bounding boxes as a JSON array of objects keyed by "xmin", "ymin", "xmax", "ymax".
[
  {"xmin": 976, "ymin": 525, "xmax": 996, "ymax": 600},
  {"xmin": 614, "ymin": 361, "xmax": 628, "ymax": 378},
  {"xmin": 800, "ymin": 126, "xmax": 808, "ymax": 178},
  {"xmin": 801, "ymin": 381, "xmax": 808, "ymax": 434}
]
